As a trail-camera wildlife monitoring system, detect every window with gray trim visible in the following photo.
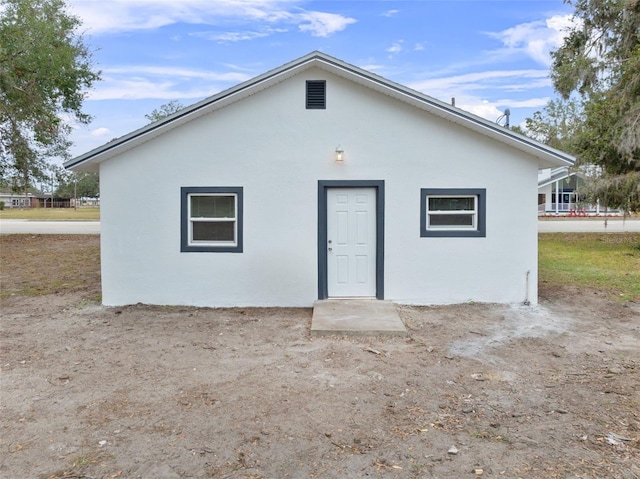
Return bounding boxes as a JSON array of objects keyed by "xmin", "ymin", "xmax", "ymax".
[
  {"xmin": 181, "ymin": 187, "xmax": 243, "ymax": 252},
  {"xmin": 420, "ymin": 188, "xmax": 486, "ymax": 237}
]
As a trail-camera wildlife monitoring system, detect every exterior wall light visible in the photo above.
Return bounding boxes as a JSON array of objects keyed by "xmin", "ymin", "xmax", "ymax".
[{"xmin": 335, "ymin": 146, "xmax": 344, "ymax": 162}]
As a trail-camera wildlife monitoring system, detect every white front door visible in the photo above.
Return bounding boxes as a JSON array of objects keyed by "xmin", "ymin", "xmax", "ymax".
[{"xmin": 327, "ymin": 188, "xmax": 377, "ymax": 297}]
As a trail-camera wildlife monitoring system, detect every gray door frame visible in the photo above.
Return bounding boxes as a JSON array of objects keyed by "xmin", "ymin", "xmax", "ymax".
[{"xmin": 317, "ymin": 180, "xmax": 385, "ymax": 300}]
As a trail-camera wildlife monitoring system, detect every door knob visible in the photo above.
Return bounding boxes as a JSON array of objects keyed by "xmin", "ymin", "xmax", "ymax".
[{"xmin": 328, "ymin": 247, "xmax": 332, "ymax": 252}]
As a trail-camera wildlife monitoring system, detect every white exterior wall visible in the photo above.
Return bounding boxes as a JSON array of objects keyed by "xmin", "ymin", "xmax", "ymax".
[{"xmin": 100, "ymin": 67, "xmax": 540, "ymax": 307}]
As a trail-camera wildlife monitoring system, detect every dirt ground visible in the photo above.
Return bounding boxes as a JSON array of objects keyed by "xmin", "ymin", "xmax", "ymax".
[{"xmin": 1, "ymin": 235, "xmax": 639, "ymax": 479}]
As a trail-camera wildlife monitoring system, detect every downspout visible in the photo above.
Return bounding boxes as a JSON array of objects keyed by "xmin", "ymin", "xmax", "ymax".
[{"xmin": 523, "ymin": 270, "xmax": 531, "ymax": 306}]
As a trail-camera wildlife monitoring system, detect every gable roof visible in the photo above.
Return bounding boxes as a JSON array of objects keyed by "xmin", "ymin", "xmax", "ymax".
[
  {"xmin": 538, "ymin": 166, "xmax": 586, "ymax": 189},
  {"xmin": 65, "ymin": 51, "xmax": 575, "ymax": 172}
]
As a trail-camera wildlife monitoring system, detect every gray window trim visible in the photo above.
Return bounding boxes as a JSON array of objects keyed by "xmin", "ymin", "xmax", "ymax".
[
  {"xmin": 317, "ymin": 180, "xmax": 385, "ymax": 300},
  {"xmin": 420, "ymin": 188, "xmax": 486, "ymax": 237},
  {"xmin": 181, "ymin": 186, "xmax": 244, "ymax": 252}
]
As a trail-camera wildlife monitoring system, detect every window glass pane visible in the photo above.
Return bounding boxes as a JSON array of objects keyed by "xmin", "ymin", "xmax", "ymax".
[
  {"xmin": 429, "ymin": 214, "xmax": 474, "ymax": 227},
  {"xmin": 429, "ymin": 197, "xmax": 474, "ymax": 211},
  {"xmin": 192, "ymin": 221, "xmax": 235, "ymax": 242},
  {"xmin": 191, "ymin": 195, "xmax": 235, "ymax": 218}
]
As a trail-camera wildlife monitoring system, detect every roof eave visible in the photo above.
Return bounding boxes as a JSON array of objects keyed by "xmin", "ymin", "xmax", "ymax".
[
  {"xmin": 303, "ymin": 54, "xmax": 575, "ymax": 168},
  {"xmin": 65, "ymin": 51, "xmax": 575, "ymax": 171},
  {"xmin": 65, "ymin": 52, "xmax": 325, "ymax": 171}
]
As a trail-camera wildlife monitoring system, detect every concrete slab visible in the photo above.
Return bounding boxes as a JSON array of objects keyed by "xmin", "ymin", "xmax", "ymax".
[{"xmin": 311, "ymin": 299, "xmax": 407, "ymax": 337}]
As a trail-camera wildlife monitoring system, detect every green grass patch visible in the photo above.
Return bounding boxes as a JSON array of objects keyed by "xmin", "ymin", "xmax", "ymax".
[
  {"xmin": 0, "ymin": 207, "xmax": 100, "ymax": 220},
  {"xmin": 539, "ymin": 233, "xmax": 640, "ymax": 301}
]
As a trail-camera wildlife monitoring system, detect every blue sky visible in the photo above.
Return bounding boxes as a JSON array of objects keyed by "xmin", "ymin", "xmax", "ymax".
[{"xmin": 67, "ymin": 0, "xmax": 574, "ymax": 159}]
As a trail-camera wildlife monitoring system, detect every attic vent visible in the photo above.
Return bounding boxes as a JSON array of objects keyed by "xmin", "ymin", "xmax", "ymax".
[{"xmin": 306, "ymin": 80, "xmax": 326, "ymax": 109}]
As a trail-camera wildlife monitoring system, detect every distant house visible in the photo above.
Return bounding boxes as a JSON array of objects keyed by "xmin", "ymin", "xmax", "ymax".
[
  {"xmin": 35, "ymin": 196, "xmax": 71, "ymax": 208},
  {"xmin": 0, "ymin": 193, "xmax": 37, "ymax": 209},
  {"xmin": 538, "ymin": 166, "xmax": 615, "ymax": 216},
  {"xmin": 71, "ymin": 197, "xmax": 101, "ymax": 208},
  {"xmin": 0, "ymin": 192, "xmax": 76, "ymax": 209},
  {"xmin": 65, "ymin": 51, "xmax": 574, "ymax": 307},
  {"xmin": 538, "ymin": 167, "xmax": 585, "ymax": 214}
]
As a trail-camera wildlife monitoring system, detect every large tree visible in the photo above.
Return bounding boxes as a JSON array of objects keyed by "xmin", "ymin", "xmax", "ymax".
[
  {"xmin": 516, "ymin": 98, "xmax": 584, "ymax": 154},
  {"xmin": 550, "ymin": 0, "xmax": 640, "ymax": 211},
  {"xmin": 54, "ymin": 171, "xmax": 99, "ymax": 198},
  {"xmin": 0, "ymin": 0, "xmax": 100, "ymax": 195},
  {"xmin": 145, "ymin": 100, "xmax": 185, "ymax": 123}
]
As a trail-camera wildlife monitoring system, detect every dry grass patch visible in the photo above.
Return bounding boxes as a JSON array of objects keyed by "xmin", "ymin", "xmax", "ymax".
[
  {"xmin": 0, "ymin": 207, "xmax": 100, "ymax": 220},
  {"xmin": 0, "ymin": 234, "xmax": 100, "ymax": 300}
]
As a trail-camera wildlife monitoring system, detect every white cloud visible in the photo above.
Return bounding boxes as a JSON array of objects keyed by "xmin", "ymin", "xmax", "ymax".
[
  {"xmin": 297, "ymin": 11, "xmax": 356, "ymax": 37},
  {"xmin": 414, "ymin": 43, "xmax": 424, "ymax": 51},
  {"xmin": 495, "ymin": 97, "xmax": 550, "ymax": 108},
  {"xmin": 88, "ymin": 78, "xmax": 216, "ymax": 101},
  {"xmin": 359, "ymin": 64, "xmax": 385, "ymax": 72},
  {"xmin": 486, "ymin": 14, "xmax": 575, "ymax": 66},
  {"xmin": 68, "ymin": 0, "xmax": 356, "ymax": 38},
  {"xmin": 448, "ymin": 96, "xmax": 548, "ymax": 124},
  {"xmin": 90, "ymin": 127, "xmax": 111, "ymax": 137},
  {"xmin": 103, "ymin": 66, "xmax": 250, "ymax": 83},
  {"xmin": 381, "ymin": 9, "xmax": 400, "ymax": 17},
  {"xmin": 386, "ymin": 41, "xmax": 403, "ymax": 54},
  {"xmin": 459, "ymin": 99, "xmax": 505, "ymax": 122},
  {"xmin": 69, "ymin": 1, "xmax": 196, "ymax": 34},
  {"xmin": 408, "ymin": 69, "xmax": 550, "ymax": 97},
  {"xmin": 191, "ymin": 26, "xmax": 289, "ymax": 42},
  {"xmin": 87, "ymin": 66, "xmax": 252, "ymax": 101},
  {"xmin": 191, "ymin": 30, "xmax": 273, "ymax": 42},
  {"xmin": 222, "ymin": 63, "xmax": 261, "ymax": 73},
  {"xmin": 407, "ymin": 70, "xmax": 552, "ymax": 123}
]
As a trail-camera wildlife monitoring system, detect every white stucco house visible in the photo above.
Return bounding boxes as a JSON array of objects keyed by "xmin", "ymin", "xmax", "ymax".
[
  {"xmin": 538, "ymin": 166, "xmax": 615, "ymax": 216},
  {"xmin": 538, "ymin": 167, "xmax": 583, "ymax": 214},
  {"xmin": 65, "ymin": 51, "xmax": 574, "ymax": 307}
]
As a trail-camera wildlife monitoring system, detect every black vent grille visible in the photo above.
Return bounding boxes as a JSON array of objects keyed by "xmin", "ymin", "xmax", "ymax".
[{"xmin": 306, "ymin": 80, "xmax": 326, "ymax": 109}]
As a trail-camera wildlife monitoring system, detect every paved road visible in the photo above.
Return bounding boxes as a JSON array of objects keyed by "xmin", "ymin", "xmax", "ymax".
[
  {"xmin": 1, "ymin": 219, "xmax": 638, "ymax": 235},
  {"xmin": 538, "ymin": 218, "xmax": 640, "ymax": 233},
  {"xmin": 0, "ymin": 219, "xmax": 100, "ymax": 235}
]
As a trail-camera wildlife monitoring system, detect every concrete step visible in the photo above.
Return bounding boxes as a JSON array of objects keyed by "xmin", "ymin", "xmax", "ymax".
[{"xmin": 311, "ymin": 299, "xmax": 407, "ymax": 337}]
